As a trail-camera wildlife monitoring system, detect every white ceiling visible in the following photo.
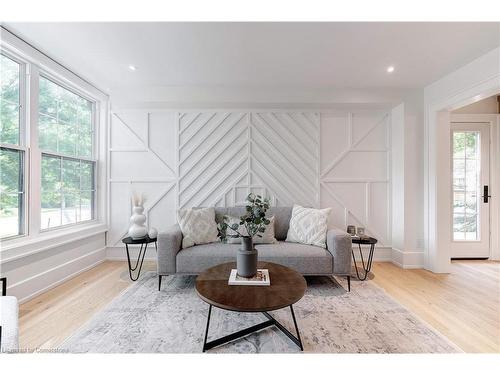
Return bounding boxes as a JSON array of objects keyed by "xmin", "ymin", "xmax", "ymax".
[{"xmin": 3, "ymin": 22, "xmax": 500, "ymax": 93}]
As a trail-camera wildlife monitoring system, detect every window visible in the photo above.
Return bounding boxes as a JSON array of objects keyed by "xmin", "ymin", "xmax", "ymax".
[
  {"xmin": 39, "ymin": 76, "xmax": 96, "ymax": 230},
  {"xmin": 0, "ymin": 41, "xmax": 103, "ymax": 245},
  {"xmin": 0, "ymin": 53, "xmax": 25, "ymax": 239},
  {"xmin": 452, "ymin": 131, "xmax": 481, "ymax": 240}
]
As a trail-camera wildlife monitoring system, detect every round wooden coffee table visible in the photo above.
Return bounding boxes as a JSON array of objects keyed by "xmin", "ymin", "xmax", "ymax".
[{"xmin": 195, "ymin": 261, "xmax": 307, "ymax": 352}]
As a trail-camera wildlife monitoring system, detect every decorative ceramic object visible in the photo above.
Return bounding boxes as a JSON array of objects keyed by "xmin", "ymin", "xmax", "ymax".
[
  {"xmin": 217, "ymin": 193, "xmax": 271, "ymax": 278},
  {"xmin": 237, "ymin": 236, "xmax": 258, "ymax": 277},
  {"xmin": 128, "ymin": 192, "xmax": 148, "ymax": 240},
  {"xmin": 148, "ymin": 227, "xmax": 158, "ymax": 239}
]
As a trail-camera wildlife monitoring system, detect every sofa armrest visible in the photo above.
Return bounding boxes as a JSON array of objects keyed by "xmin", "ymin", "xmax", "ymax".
[
  {"xmin": 326, "ymin": 228, "xmax": 352, "ymax": 275},
  {"xmin": 157, "ymin": 224, "xmax": 183, "ymax": 275}
]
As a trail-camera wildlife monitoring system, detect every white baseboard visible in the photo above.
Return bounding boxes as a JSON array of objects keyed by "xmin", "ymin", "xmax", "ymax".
[
  {"xmin": 351, "ymin": 246, "xmax": 392, "ymax": 262},
  {"xmin": 391, "ymin": 248, "xmax": 424, "ymax": 269},
  {"xmin": 10, "ymin": 247, "xmax": 107, "ymax": 303}
]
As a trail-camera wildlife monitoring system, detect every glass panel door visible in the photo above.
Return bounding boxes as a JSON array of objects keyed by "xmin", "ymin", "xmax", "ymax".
[
  {"xmin": 450, "ymin": 122, "xmax": 490, "ymax": 258},
  {"xmin": 452, "ymin": 131, "xmax": 480, "ymax": 241}
]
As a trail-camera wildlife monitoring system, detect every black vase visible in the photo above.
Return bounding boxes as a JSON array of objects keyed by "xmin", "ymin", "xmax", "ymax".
[{"xmin": 237, "ymin": 236, "xmax": 258, "ymax": 277}]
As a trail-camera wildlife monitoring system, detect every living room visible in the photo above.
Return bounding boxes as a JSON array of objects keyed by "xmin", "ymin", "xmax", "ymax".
[{"xmin": 1, "ymin": 1, "xmax": 499, "ymax": 373}]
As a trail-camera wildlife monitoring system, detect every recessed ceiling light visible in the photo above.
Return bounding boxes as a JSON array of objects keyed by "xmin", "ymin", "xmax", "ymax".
[
  {"xmin": 128, "ymin": 65, "xmax": 137, "ymax": 71},
  {"xmin": 386, "ymin": 66, "xmax": 395, "ymax": 73}
]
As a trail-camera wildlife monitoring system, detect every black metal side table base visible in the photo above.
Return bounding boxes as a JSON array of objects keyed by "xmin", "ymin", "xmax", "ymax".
[
  {"xmin": 351, "ymin": 242, "xmax": 375, "ymax": 281},
  {"xmin": 122, "ymin": 236, "xmax": 158, "ymax": 281},
  {"xmin": 202, "ymin": 304, "xmax": 303, "ymax": 352}
]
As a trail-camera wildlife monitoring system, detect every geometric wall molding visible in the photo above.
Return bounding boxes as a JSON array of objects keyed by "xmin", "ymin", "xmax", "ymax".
[
  {"xmin": 108, "ymin": 111, "xmax": 177, "ymax": 247},
  {"xmin": 108, "ymin": 109, "xmax": 390, "ymax": 248},
  {"xmin": 178, "ymin": 111, "xmax": 320, "ymax": 209},
  {"xmin": 320, "ymin": 112, "xmax": 390, "ymax": 246}
]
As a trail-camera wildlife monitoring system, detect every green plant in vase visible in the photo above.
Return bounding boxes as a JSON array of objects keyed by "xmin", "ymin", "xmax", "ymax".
[{"xmin": 217, "ymin": 193, "xmax": 271, "ymax": 277}]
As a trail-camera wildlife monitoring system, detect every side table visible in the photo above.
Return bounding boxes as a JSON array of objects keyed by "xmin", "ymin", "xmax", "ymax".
[
  {"xmin": 122, "ymin": 235, "xmax": 157, "ymax": 281},
  {"xmin": 351, "ymin": 236, "xmax": 377, "ymax": 281}
]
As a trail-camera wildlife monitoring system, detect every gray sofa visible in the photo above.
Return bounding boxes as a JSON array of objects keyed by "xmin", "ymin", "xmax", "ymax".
[{"xmin": 157, "ymin": 206, "xmax": 352, "ymax": 291}]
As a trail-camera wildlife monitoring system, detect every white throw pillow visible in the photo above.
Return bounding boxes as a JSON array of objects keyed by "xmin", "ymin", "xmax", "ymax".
[
  {"xmin": 286, "ymin": 205, "xmax": 332, "ymax": 248},
  {"xmin": 226, "ymin": 216, "xmax": 277, "ymax": 244},
  {"xmin": 177, "ymin": 207, "xmax": 219, "ymax": 248}
]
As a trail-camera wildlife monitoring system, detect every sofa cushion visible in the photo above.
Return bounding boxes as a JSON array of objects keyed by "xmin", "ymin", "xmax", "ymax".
[
  {"xmin": 256, "ymin": 242, "xmax": 333, "ymax": 274},
  {"xmin": 176, "ymin": 241, "xmax": 332, "ymax": 275},
  {"xmin": 267, "ymin": 207, "xmax": 292, "ymax": 241},
  {"xmin": 176, "ymin": 242, "xmax": 241, "ymax": 273},
  {"xmin": 214, "ymin": 206, "xmax": 292, "ymax": 241}
]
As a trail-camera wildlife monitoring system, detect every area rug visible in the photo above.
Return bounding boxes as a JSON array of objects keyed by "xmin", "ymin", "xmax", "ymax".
[{"xmin": 61, "ymin": 272, "xmax": 461, "ymax": 353}]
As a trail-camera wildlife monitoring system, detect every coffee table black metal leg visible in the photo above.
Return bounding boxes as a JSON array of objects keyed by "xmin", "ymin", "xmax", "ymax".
[
  {"xmin": 262, "ymin": 307, "xmax": 303, "ymax": 351},
  {"xmin": 202, "ymin": 304, "xmax": 303, "ymax": 352},
  {"xmin": 202, "ymin": 304, "xmax": 212, "ymax": 352},
  {"xmin": 351, "ymin": 243, "xmax": 375, "ymax": 281},
  {"xmin": 125, "ymin": 242, "xmax": 149, "ymax": 281},
  {"xmin": 289, "ymin": 305, "xmax": 303, "ymax": 351}
]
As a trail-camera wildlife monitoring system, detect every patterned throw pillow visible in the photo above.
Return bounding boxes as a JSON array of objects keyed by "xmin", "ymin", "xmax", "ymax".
[
  {"xmin": 177, "ymin": 207, "xmax": 219, "ymax": 248},
  {"xmin": 226, "ymin": 216, "xmax": 277, "ymax": 244},
  {"xmin": 286, "ymin": 205, "xmax": 332, "ymax": 248}
]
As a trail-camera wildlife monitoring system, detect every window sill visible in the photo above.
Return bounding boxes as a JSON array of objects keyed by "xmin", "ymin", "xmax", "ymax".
[{"xmin": 0, "ymin": 221, "xmax": 108, "ymax": 264}]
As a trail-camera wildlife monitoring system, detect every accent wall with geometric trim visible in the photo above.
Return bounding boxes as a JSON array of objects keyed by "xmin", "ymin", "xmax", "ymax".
[{"xmin": 107, "ymin": 110, "xmax": 390, "ymax": 250}]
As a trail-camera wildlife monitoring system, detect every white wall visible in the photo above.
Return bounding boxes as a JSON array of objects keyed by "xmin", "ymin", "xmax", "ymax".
[
  {"xmin": 452, "ymin": 95, "xmax": 499, "ymax": 114},
  {"xmin": 389, "ymin": 95, "xmax": 425, "ymax": 268},
  {"xmin": 391, "ymin": 104, "xmax": 405, "ymax": 258},
  {"xmin": 106, "ymin": 108, "xmax": 394, "ymax": 262},
  {"xmin": 1, "ymin": 232, "xmax": 106, "ymax": 303},
  {"xmin": 403, "ymin": 94, "xmax": 425, "ymax": 267}
]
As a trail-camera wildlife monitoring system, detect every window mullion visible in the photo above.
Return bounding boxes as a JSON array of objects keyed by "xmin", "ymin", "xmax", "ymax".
[
  {"xmin": 59, "ymin": 156, "xmax": 63, "ymax": 227},
  {"xmin": 28, "ymin": 65, "xmax": 41, "ymax": 237}
]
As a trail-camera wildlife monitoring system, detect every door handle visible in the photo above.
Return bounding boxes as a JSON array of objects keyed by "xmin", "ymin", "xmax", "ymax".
[{"xmin": 482, "ymin": 185, "xmax": 492, "ymax": 203}]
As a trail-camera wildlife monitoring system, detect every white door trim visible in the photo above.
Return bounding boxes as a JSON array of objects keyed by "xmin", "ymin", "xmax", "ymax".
[{"xmin": 423, "ymin": 55, "xmax": 500, "ymax": 272}]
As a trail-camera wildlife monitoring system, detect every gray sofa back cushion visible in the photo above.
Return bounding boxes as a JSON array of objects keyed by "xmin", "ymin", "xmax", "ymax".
[{"xmin": 214, "ymin": 206, "xmax": 292, "ymax": 241}]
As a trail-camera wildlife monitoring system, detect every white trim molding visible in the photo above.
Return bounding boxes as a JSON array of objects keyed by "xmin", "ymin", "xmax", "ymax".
[{"xmin": 423, "ymin": 47, "xmax": 500, "ymax": 272}]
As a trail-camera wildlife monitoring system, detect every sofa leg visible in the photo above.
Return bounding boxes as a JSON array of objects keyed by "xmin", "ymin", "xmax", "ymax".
[
  {"xmin": 347, "ymin": 276, "xmax": 351, "ymax": 292},
  {"xmin": 158, "ymin": 275, "xmax": 163, "ymax": 291}
]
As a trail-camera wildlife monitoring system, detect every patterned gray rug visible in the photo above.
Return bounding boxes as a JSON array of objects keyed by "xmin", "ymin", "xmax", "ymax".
[{"xmin": 61, "ymin": 272, "xmax": 461, "ymax": 353}]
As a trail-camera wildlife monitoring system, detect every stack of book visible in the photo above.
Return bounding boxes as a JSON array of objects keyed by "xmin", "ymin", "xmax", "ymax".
[{"xmin": 228, "ymin": 269, "xmax": 270, "ymax": 286}]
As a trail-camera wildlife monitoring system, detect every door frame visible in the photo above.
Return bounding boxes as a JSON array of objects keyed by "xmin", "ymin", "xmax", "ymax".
[
  {"xmin": 425, "ymin": 106, "xmax": 500, "ymax": 271},
  {"xmin": 424, "ymin": 65, "xmax": 500, "ymax": 273},
  {"xmin": 449, "ymin": 115, "xmax": 497, "ymax": 259}
]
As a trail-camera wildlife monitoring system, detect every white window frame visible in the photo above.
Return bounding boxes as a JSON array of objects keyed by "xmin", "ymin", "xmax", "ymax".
[
  {"xmin": 0, "ymin": 29, "xmax": 108, "ymax": 260},
  {"xmin": 0, "ymin": 49, "xmax": 28, "ymax": 240},
  {"xmin": 37, "ymin": 72, "xmax": 98, "ymax": 232}
]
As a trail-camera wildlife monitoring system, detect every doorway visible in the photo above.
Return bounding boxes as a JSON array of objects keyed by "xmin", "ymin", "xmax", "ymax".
[{"xmin": 450, "ymin": 122, "xmax": 491, "ymax": 258}]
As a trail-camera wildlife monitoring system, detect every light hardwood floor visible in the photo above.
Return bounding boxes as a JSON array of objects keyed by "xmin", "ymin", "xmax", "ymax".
[{"xmin": 18, "ymin": 260, "xmax": 500, "ymax": 353}]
